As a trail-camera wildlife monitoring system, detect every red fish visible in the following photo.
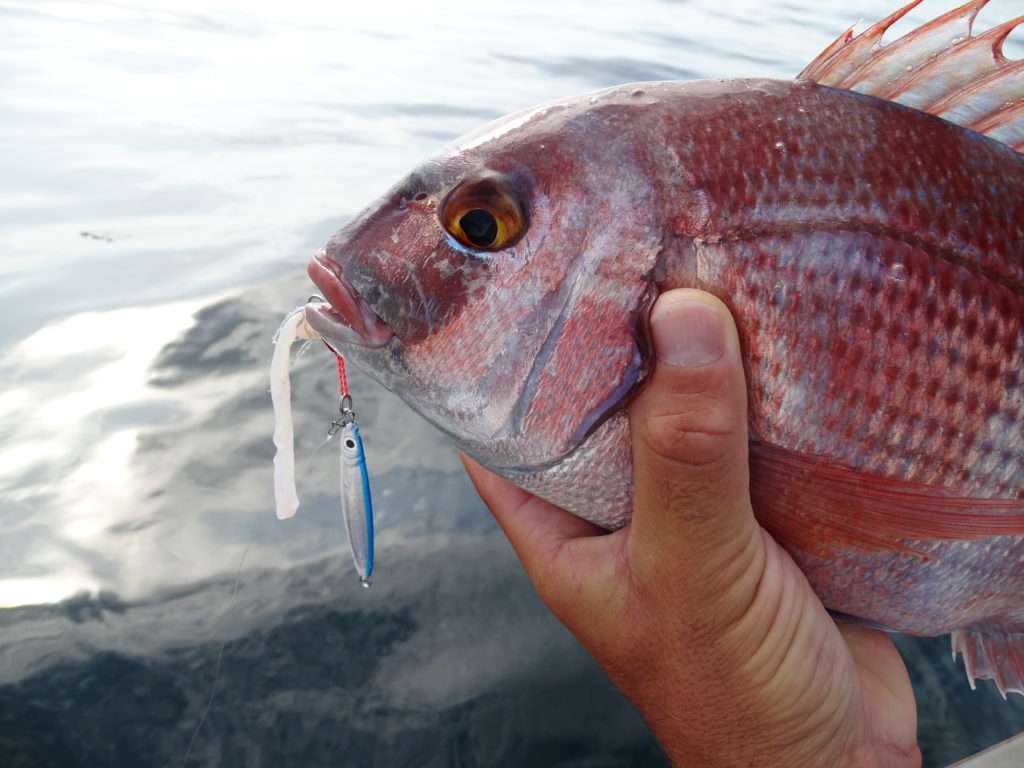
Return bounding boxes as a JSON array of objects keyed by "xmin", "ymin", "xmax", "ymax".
[{"xmin": 304, "ymin": 0, "xmax": 1024, "ymax": 696}]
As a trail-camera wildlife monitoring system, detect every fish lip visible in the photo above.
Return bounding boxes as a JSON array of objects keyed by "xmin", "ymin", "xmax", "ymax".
[{"xmin": 306, "ymin": 253, "xmax": 394, "ymax": 348}]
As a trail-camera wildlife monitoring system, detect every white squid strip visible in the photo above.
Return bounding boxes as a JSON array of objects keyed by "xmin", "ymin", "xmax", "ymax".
[{"xmin": 270, "ymin": 306, "xmax": 321, "ymax": 520}]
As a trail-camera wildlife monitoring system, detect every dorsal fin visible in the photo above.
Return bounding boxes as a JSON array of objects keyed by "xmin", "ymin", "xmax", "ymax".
[
  {"xmin": 800, "ymin": 0, "xmax": 1024, "ymax": 153},
  {"xmin": 799, "ymin": 0, "xmax": 925, "ymax": 84}
]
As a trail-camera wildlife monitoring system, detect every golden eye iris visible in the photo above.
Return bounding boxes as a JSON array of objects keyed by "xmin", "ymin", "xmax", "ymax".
[{"xmin": 441, "ymin": 176, "xmax": 525, "ymax": 252}]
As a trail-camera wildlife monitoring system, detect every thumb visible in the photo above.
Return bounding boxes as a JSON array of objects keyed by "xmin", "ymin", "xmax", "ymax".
[{"xmin": 628, "ymin": 289, "xmax": 758, "ymax": 578}]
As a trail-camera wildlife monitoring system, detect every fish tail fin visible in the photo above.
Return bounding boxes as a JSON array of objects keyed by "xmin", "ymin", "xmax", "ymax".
[
  {"xmin": 952, "ymin": 629, "xmax": 1024, "ymax": 698},
  {"xmin": 800, "ymin": 0, "xmax": 1024, "ymax": 153}
]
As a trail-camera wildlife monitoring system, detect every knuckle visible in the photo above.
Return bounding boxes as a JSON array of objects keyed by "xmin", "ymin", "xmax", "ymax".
[
  {"xmin": 633, "ymin": 356, "xmax": 747, "ymax": 471},
  {"xmin": 641, "ymin": 406, "xmax": 737, "ymax": 470}
]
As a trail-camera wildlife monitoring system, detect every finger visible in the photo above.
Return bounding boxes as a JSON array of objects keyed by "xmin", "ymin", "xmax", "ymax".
[
  {"xmin": 629, "ymin": 289, "xmax": 758, "ymax": 573},
  {"xmin": 461, "ymin": 454, "xmax": 620, "ymax": 611}
]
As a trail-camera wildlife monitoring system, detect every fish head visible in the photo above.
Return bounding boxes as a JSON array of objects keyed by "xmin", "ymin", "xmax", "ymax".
[{"xmin": 306, "ymin": 88, "xmax": 667, "ymax": 470}]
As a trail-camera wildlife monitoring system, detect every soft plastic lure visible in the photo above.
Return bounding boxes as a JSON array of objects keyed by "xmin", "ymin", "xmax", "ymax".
[
  {"xmin": 270, "ymin": 303, "xmax": 375, "ymax": 585},
  {"xmin": 270, "ymin": 306, "xmax": 319, "ymax": 520}
]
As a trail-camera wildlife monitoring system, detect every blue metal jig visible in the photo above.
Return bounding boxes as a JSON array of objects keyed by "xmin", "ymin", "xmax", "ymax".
[{"xmin": 326, "ymin": 352, "xmax": 375, "ymax": 586}]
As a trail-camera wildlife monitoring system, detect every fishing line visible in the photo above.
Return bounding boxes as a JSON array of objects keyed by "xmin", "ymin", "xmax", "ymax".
[
  {"xmin": 179, "ymin": 543, "xmax": 249, "ymax": 768},
  {"xmin": 315, "ymin": 341, "xmax": 350, "ymax": 449}
]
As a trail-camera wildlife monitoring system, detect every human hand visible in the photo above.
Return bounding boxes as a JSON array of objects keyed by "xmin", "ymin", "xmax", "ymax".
[{"xmin": 463, "ymin": 289, "xmax": 920, "ymax": 768}]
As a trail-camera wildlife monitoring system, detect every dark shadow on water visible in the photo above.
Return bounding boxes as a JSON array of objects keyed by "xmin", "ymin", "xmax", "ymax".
[
  {"xmin": 150, "ymin": 299, "xmax": 263, "ymax": 387},
  {"xmin": 0, "ymin": 566, "xmax": 666, "ymax": 768},
  {"xmin": 2, "ymin": 577, "xmax": 1022, "ymax": 766}
]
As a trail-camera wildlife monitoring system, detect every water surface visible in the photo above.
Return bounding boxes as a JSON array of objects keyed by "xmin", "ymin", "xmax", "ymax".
[{"xmin": 2, "ymin": 1, "xmax": 1022, "ymax": 765}]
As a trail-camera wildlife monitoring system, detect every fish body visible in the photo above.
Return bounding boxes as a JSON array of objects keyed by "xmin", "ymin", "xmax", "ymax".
[{"xmin": 303, "ymin": 6, "xmax": 1024, "ymax": 693}]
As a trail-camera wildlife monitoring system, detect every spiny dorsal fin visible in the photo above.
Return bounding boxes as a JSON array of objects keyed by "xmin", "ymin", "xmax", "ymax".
[
  {"xmin": 800, "ymin": 0, "xmax": 1024, "ymax": 153},
  {"xmin": 799, "ymin": 0, "xmax": 925, "ymax": 84}
]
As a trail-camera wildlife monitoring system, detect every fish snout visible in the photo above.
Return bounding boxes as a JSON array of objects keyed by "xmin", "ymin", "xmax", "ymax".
[
  {"xmin": 305, "ymin": 251, "xmax": 394, "ymax": 348},
  {"xmin": 340, "ymin": 249, "xmax": 440, "ymax": 343}
]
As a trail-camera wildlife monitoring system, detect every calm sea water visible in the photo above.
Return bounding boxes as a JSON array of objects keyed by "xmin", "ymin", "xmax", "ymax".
[{"xmin": 2, "ymin": 1, "xmax": 1022, "ymax": 765}]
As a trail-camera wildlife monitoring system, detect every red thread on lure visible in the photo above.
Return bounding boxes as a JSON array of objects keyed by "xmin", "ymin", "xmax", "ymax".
[
  {"xmin": 321, "ymin": 340, "xmax": 349, "ymax": 398},
  {"xmin": 336, "ymin": 354, "xmax": 349, "ymax": 398}
]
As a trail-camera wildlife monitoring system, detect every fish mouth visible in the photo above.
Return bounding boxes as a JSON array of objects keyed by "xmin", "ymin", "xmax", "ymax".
[{"xmin": 305, "ymin": 252, "xmax": 394, "ymax": 348}]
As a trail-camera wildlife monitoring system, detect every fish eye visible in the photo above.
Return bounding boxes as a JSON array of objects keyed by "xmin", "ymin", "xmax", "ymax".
[
  {"xmin": 459, "ymin": 209, "xmax": 498, "ymax": 248},
  {"xmin": 345, "ymin": 439, "xmax": 356, "ymax": 449},
  {"xmin": 440, "ymin": 175, "xmax": 525, "ymax": 252}
]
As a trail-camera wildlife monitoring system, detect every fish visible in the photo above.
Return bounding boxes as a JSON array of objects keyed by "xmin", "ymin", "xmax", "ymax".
[{"xmin": 302, "ymin": 0, "xmax": 1024, "ymax": 696}]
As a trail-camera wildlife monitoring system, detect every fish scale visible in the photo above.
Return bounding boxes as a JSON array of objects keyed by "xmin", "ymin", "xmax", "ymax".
[
  {"xmin": 659, "ymin": 86, "xmax": 1023, "ymax": 286},
  {"xmin": 696, "ymin": 231, "xmax": 1024, "ymax": 496}
]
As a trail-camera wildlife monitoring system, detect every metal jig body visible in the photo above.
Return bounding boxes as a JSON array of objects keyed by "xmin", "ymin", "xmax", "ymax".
[{"xmin": 325, "ymin": 347, "xmax": 375, "ymax": 585}]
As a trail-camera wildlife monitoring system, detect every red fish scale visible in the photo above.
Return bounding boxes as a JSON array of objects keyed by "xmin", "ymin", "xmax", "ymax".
[
  {"xmin": 654, "ymin": 82, "xmax": 1024, "ymax": 496},
  {"xmin": 798, "ymin": 537, "xmax": 1024, "ymax": 635},
  {"xmin": 661, "ymin": 82, "xmax": 1024, "ymax": 291},
  {"xmin": 699, "ymin": 232, "xmax": 1024, "ymax": 499},
  {"xmin": 644, "ymin": 80, "xmax": 1024, "ymax": 633}
]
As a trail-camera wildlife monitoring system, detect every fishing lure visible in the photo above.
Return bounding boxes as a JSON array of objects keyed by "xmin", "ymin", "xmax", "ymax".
[
  {"xmin": 270, "ymin": 302, "xmax": 376, "ymax": 585},
  {"xmin": 270, "ymin": 306, "xmax": 318, "ymax": 521},
  {"xmin": 325, "ymin": 349, "xmax": 375, "ymax": 585}
]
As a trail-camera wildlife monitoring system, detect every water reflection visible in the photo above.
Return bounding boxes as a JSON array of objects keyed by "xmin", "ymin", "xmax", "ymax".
[
  {"xmin": 2, "ymin": 0, "xmax": 1023, "ymax": 765},
  {"xmin": 0, "ymin": 298, "xmax": 208, "ymax": 606}
]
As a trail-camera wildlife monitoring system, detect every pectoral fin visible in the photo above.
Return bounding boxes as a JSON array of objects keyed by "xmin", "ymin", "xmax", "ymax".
[{"xmin": 749, "ymin": 442, "xmax": 1024, "ymax": 560}]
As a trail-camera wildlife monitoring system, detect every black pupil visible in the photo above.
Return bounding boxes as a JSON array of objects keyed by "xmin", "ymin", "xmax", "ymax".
[
  {"xmin": 345, "ymin": 439, "xmax": 355, "ymax": 449},
  {"xmin": 459, "ymin": 209, "xmax": 498, "ymax": 248}
]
